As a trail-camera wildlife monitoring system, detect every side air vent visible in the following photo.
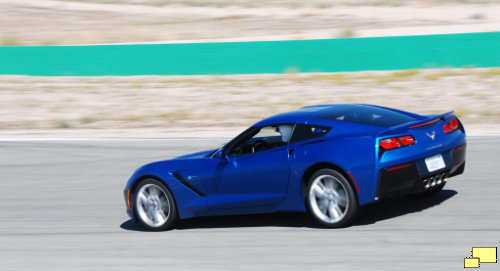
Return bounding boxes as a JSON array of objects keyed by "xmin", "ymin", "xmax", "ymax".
[{"xmin": 171, "ymin": 171, "xmax": 206, "ymax": 197}]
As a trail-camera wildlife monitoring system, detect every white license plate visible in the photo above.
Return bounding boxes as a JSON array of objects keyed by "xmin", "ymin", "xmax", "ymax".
[{"xmin": 425, "ymin": 154, "xmax": 446, "ymax": 172}]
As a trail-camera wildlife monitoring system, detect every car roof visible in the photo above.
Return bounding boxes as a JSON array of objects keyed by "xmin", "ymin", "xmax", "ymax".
[
  {"xmin": 253, "ymin": 104, "xmax": 419, "ymax": 127},
  {"xmin": 254, "ymin": 104, "xmax": 358, "ymax": 126}
]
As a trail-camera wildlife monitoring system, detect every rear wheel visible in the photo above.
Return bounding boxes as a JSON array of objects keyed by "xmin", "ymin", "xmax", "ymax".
[
  {"xmin": 306, "ymin": 169, "xmax": 358, "ymax": 228},
  {"xmin": 133, "ymin": 179, "xmax": 178, "ymax": 231}
]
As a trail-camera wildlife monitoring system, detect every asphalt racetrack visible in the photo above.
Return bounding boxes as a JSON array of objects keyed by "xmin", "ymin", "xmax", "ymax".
[{"xmin": 1, "ymin": 136, "xmax": 499, "ymax": 270}]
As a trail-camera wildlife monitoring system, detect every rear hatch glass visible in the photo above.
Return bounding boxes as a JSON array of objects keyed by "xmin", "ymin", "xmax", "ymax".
[{"xmin": 316, "ymin": 105, "xmax": 418, "ymax": 128}]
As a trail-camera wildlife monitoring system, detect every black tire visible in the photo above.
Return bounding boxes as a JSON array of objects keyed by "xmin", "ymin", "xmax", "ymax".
[
  {"xmin": 133, "ymin": 179, "xmax": 178, "ymax": 231},
  {"xmin": 306, "ymin": 169, "xmax": 358, "ymax": 228}
]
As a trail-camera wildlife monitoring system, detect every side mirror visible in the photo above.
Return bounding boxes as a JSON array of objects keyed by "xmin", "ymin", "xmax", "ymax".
[{"xmin": 215, "ymin": 148, "xmax": 228, "ymax": 161}]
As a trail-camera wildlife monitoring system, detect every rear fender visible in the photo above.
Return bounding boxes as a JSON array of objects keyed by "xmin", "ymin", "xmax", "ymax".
[{"xmin": 283, "ymin": 137, "xmax": 377, "ymax": 209}]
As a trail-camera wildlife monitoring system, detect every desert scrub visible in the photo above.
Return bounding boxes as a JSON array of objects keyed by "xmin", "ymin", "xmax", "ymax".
[
  {"xmin": 56, "ymin": 121, "xmax": 72, "ymax": 129},
  {"xmin": 1, "ymin": 36, "xmax": 21, "ymax": 46},
  {"xmin": 477, "ymin": 68, "xmax": 500, "ymax": 78},
  {"xmin": 304, "ymin": 74, "xmax": 353, "ymax": 84},
  {"xmin": 360, "ymin": 69, "xmax": 419, "ymax": 84},
  {"xmin": 423, "ymin": 71, "xmax": 466, "ymax": 80},
  {"xmin": 338, "ymin": 29, "xmax": 356, "ymax": 38}
]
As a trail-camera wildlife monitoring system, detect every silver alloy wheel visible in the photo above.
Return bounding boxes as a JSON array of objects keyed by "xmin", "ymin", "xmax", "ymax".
[
  {"xmin": 135, "ymin": 183, "xmax": 171, "ymax": 228},
  {"xmin": 309, "ymin": 174, "xmax": 349, "ymax": 223}
]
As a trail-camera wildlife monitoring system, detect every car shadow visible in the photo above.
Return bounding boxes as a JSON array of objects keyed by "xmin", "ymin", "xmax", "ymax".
[
  {"xmin": 177, "ymin": 212, "xmax": 320, "ymax": 230},
  {"xmin": 354, "ymin": 189, "xmax": 458, "ymax": 226},
  {"xmin": 120, "ymin": 219, "xmax": 148, "ymax": 232},
  {"xmin": 120, "ymin": 212, "xmax": 319, "ymax": 232},
  {"xmin": 120, "ymin": 189, "xmax": 457, "ymax": 231}
]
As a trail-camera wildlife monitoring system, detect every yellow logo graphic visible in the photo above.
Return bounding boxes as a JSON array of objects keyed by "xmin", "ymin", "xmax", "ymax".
[
  {"xmin": 464, "ymin": 247, "xmax": 497, "ymax": 268},
  {"xmin": 464, "ymin": 258, "xmax": 480, "ymax": 268}
]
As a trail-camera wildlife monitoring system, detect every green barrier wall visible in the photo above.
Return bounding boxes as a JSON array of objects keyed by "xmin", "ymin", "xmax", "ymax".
[{"xmin": 0, "ymin": 32, "xmax": 499, "ymax": 76}]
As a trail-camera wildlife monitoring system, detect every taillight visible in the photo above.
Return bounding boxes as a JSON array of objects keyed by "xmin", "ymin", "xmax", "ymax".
[
  {"xmin": 443, "ymin": 118, "xmax": 459, "ymax": 133},
  {"xmin": 379, "ymin": 138, "xmax": 400, "ymax": 150},
  {"xmin": 398, "ymin": 135, "xmax": 415, "ymax": 146},
  {"xmin": 379, "ymin": 135, "xmax": 415, "ymax": 150}
]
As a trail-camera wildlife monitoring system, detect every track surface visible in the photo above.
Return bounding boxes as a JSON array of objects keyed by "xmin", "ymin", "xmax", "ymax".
[{"xmin": 0, "ymin": 137, "xmax": 499, "ymax": 270}]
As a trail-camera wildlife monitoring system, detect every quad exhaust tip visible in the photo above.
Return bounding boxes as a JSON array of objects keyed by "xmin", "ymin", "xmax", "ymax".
[{"xmin": 422, "ymin": 172, "xmax": 448, "ymax": 189}]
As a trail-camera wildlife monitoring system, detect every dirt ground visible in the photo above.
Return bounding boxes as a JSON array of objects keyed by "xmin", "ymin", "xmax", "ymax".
[
  {"xmin": 1, "ymin": 0, "xmax": 500, "ymax": 45},
  {"xmin": 1, "ymin": 0, "xmax": 499, "ymax": 137},
  {"xmin": 1, "ymin": 68, "xmax": 499, "ymax": 138}
]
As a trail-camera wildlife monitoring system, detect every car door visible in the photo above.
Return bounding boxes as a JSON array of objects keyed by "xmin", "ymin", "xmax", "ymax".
[{"xmin": 204, "ymin": 125, "xmax": 292, "ymax": 211}]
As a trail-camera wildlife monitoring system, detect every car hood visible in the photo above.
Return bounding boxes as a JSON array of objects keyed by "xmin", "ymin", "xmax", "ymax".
[
  {"xmin": 128, "ymin": 149, "xmax": 217, "ymax": 188},
  {"xmin": 135, "ymin": 149, "xmax": 216, "ymax": 175},
  {"xmin": 135, "ymin": 148, "xmax": 216, "ymax": 174},
  {"xmin": 173, "ymin": 149, "xmax": 216, "ymax": 160}
]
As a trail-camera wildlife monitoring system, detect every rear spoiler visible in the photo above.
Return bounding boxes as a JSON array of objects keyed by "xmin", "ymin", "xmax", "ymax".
[{"xmin": 378, "ymin": 111, "xmax": 455, "ymax": 137}]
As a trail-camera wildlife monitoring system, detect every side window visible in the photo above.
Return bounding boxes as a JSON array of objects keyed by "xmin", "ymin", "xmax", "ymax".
[
  {"xmin": 290, "ymin": 124, "xmax": 330, "ymax": 144},
  {"xmin": 229, "ymin": 124, "xmax": 294, "ymax": 156}
]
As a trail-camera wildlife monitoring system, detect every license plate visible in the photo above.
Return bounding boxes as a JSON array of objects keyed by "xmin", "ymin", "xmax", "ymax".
[{"xmin": 425, "ymin": 154, "xmax": 445, "ymax": 172}]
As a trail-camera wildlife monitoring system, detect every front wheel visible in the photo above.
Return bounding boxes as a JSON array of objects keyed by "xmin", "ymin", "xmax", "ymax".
[
  {"xmin": 133, "ymin": 179, "xmax": 178, "ymax": 231},
  {"xmin": 306, "ymin": 169, "xmax": 358, "ymax": 228}
]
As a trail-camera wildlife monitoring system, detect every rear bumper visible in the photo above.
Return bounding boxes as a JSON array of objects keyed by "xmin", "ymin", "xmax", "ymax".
[{"xmin": 376, "ymin": 144, "xmax": 466, "ymax": 198}]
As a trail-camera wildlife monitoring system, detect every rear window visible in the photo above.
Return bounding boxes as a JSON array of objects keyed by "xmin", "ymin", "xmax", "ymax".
[
  {"xmin": 316, "ymin": 105, "xmax": 417, "ymax": 128},
  {"xmin": 290, "ymin": 124, "xmax": 331, "ymax": 144}
]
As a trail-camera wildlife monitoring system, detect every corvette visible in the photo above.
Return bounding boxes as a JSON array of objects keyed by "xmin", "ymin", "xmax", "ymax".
[{"xmin": 124, "ymin": 104, "xmax": 466, "ymax": 230}]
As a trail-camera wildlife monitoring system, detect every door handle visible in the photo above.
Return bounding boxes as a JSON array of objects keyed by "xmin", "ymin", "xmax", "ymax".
[{"xmin": 288, "ymin": 149, "xmax": 294, "ymax": 155}]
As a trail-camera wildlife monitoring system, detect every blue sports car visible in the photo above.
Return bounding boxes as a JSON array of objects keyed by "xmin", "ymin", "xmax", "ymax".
[{"xmin": 124, "ymin": 104, "xmax": 466, "ymax": 230}]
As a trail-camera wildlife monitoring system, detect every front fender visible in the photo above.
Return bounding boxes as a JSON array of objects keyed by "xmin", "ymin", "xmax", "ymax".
[{"xmin": 125, "ymin": 160, "xmax": 209, "ymax": 219}]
